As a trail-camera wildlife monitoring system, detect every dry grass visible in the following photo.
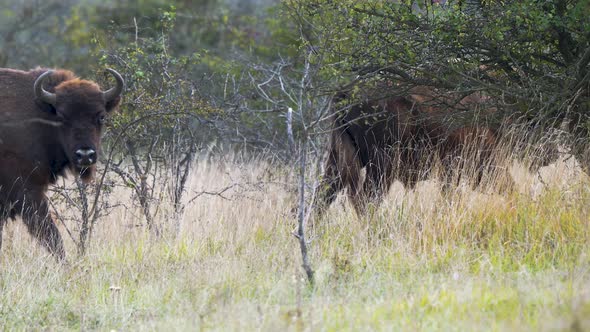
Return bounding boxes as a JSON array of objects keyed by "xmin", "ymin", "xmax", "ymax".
[{"xmin": 1, "ymin": 152, "xmax": 589, "ymax": 331}]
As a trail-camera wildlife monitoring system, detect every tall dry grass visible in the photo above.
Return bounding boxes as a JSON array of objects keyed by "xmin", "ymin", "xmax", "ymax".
[{"xmin": 0, "ymin": 144, "xmax": 589, "ymax": 331}]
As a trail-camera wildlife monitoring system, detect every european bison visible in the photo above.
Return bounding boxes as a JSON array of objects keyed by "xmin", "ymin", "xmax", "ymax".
[
  {"xmin": 0, "ymin": 67, "xmax": 123, "ymax": 260},
  {"xmin": 314, "ymin": 85, "xmax": 554, "ymax": 215}
]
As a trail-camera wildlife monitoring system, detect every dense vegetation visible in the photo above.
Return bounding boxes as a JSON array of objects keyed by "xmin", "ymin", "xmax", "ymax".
[{"xmin": 0, "ymin": 0, "xmax": 589, "ymax": 330}]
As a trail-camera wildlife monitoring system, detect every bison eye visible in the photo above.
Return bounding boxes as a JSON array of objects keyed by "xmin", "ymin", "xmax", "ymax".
[{"xmin": 98, "ymin": 114, "xmax": 106, "ymax": 125}]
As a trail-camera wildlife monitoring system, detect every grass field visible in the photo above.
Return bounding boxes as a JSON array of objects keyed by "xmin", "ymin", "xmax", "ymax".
[{"xmin": 1, "ymin": 154, "xmax": 589, "ymax": 331}]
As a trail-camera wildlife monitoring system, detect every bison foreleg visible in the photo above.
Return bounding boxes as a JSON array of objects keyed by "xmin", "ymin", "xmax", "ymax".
[
  {"xmin": 314, "ymin": 148, "xmax": 346, "ymax": 218},
  {"xmin": 354, "ymin": 161, "xmax": 391, "ymax": 215},
  {"xmin": 314, "ymin": 131, "xmax": 362, "ymax": 218},
  {"xmin": 22, "ymin": 196, "xmax": 65, "ymax": 261}
]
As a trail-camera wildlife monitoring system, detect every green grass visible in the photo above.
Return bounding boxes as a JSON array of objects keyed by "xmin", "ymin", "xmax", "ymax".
[{"xmin": 1, "ymin": 159, "xmax": 589, "ymax": 331}]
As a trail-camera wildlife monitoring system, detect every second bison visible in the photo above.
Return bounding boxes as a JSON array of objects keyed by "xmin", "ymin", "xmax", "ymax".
[{"xmin": 314, "ymin": 85, "xmax": 554, "ymax": 215}]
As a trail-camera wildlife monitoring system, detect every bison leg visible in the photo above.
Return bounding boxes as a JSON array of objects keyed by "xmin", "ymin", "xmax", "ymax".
[
  {"xmin": 21, "ymin": 194, "xmax": 65, "ymax": 261},
  {"xmin": 344, "ymin": 161, "xmax": 363, "ymax": 215},
  {"xmin": 398, "ymin": 142, "xmax": 430, "ymax": 192},
  {"xmin": 354, "ymin": 163, "xmax": 383, "ymax": 214},
  {"xmin": 355, "ymin": 152, "xmax": 396, "ymax": 215},
  {"xmin": 314, "ymin": 131, "xmax": 361, "ymax": 218},
  {"xmin": 439, "ymin": 154, "xmax": 461, "ymax": 194},
  {"xmin": 398, "ymin": 162, "xmax": 421, "ymax": 192},
  {"xmin": 315, "ymin": 150, "xmax": 344, "ymax": 212},
  {"xmin": 337, "ymin": 133, "xmax": 362, "ymax": 215}
]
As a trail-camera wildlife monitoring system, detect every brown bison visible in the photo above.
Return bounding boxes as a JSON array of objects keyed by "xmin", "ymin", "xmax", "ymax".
[
  {"xmin": 314, "ymin": 85, "xmax": 555, "ymax": 215},
  {"xmin": 0, "ymin": 67, "xmax": 124, "ymax": 260}
]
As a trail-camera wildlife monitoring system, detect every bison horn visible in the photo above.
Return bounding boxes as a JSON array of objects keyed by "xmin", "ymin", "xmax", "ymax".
[
  {"xmin": 33, "ymin": 70, "xmax": 57, "ymax": 106},
  {"xmin": 102, "ymin": 68, "xmax": 124, "ymax": 102}
]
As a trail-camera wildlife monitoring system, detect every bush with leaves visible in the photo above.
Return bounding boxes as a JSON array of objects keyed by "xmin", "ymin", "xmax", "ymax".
[
  {"xmin": 92, "ymin": 8, "xmax": 219, "ymax": 236},
  {"xmin": 278, "ymin": 0, "xmax": 589, "ymax": 155}
]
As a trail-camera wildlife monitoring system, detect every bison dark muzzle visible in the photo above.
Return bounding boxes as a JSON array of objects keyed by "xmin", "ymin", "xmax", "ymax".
[{"xmin": 0, "ymin": 67, "xmax": 124, "ymax": 260}]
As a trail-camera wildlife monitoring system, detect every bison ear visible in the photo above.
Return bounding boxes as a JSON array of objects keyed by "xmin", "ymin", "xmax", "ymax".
[{"xmin": 105, "ymin": 96, "xmax": 121, "ymax": 113}]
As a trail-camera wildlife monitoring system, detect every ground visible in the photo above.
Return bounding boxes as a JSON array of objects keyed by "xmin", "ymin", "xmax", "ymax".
[{"xmin": 0, "ymin": 155, "xmax": 589, "ymax": 331}]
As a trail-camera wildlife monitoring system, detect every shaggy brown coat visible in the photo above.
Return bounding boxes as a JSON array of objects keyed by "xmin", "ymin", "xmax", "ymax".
[
  {"xmin": 0, "ymin": 68, "xmax": 123, "ymax": 259},
  {"xmin": 315, "ymin": 86, "xmax": 527, "ymax": 215}
]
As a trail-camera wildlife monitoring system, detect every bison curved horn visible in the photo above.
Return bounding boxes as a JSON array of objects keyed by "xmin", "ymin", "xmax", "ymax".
[
  {"xmin": 102, "ymin": 68, "xmax": 124, "ymax": 102},
  {"xmin": 33, "ymin": 70, "xmax": 57, "ymax": 106}
]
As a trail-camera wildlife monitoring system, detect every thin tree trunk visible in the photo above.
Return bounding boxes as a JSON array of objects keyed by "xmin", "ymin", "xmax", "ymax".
[
  {"xmin": 297, "ymin": 139, "xmax": 314, "ymax": 284},
  {"xmin": 288, "ymin": 107, "xmax": 314, "ymax": 285},
  {"xmin": 76, "ymin": 179, "xmax": 90, "ymax": 256}
]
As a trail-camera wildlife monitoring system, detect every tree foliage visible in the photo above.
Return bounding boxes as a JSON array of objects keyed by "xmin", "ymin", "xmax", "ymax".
[{"xmin": 285, "ymin": 0, "xmax": 589, "ymax": 119}]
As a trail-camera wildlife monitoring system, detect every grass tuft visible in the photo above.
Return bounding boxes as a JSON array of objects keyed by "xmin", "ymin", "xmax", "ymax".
[{"xmin": 1, "ymin": 153, "xmax": 589, "ymax": 331}]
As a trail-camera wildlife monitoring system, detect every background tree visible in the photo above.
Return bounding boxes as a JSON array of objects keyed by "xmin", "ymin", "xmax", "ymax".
[{"xmin": 281, "ymin": 0, "xmax": 589, "ymax": 143}]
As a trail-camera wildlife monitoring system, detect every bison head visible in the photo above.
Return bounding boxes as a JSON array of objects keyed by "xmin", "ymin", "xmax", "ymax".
[{"xmin": 34, "ymin": 69, "xmax": 124, "ymax": 182}]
